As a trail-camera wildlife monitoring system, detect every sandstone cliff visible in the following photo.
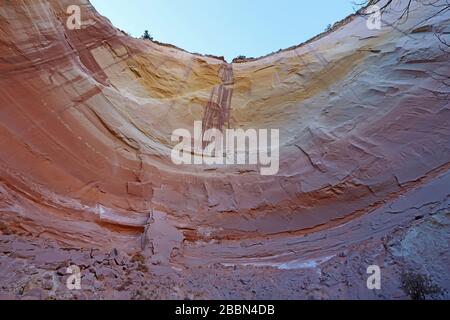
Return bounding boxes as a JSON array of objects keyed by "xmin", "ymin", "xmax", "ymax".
[{"xmin": 0, "ymin": 0, "xmax": 449, "ymax": 299}]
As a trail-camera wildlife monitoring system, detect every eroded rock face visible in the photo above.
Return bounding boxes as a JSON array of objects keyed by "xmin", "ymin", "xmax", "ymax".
[{"xmin": 0, "ymin": 0, "xmax": 449, "ymax": 299}]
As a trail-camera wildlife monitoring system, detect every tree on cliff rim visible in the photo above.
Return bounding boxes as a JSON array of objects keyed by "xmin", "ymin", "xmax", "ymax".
[
  {"xmin": 355, "ymin": 0, "xmax": 449, "ymax": 24},
  {"xmin": 142, "ymin": 30, "xmax": 153, "ymax": 41},
  {"xmin": 356, "ymin": 0, "xmax": 450, "ymax": 94}
]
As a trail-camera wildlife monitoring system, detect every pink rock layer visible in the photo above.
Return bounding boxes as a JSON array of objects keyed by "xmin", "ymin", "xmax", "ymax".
[{"xmin": 0, "ymin": 0, "xmax": 449, "ymax": 299}]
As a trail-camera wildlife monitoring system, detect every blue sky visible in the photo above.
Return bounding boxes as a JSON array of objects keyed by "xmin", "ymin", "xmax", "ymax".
[{"xmin": 91, "ymin": 0, "xmax": 361, "ymax": 61}]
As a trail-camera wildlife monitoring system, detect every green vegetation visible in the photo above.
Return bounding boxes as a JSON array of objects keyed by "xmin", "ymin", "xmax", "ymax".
[
  {"xmin": 401, "ymin": 271, "xmax": 444, "ymax": 300},
  {"xmin": 142, "ymin": 30, "xmax": 153, "ymax": 41}
]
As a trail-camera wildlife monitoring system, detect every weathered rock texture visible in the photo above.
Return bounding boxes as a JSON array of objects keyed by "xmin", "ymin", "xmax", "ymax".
[{"xmin": 0, "ymin": 0, "xmax": 449, "ymax": 299}]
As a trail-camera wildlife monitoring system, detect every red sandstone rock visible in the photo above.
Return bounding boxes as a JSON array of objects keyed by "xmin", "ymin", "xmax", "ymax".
[{"xmin": 0, "ymin": 0, "xmax": 449, "ymax": 299}]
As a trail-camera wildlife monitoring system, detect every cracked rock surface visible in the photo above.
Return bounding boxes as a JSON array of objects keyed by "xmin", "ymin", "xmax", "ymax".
[{"xmin": 0, "ymin": 0, "xmax": 449, "ymax": 299}]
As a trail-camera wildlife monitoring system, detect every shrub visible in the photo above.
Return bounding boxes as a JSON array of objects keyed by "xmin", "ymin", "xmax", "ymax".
[
  {"xmin": 401, "ymin": 271, "xmax": 444, "ymax": 300},
  {"xmin": 142, "ymin": 30, "xmax": 153, "ymax": 41}
]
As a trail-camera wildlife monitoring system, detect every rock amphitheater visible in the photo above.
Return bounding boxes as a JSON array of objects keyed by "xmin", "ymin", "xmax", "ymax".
[{"xmin": 0, "ymin": 0, "xmax": 449, "ymax": 299}]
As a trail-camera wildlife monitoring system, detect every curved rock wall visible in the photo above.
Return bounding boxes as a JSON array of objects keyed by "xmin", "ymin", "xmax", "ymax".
[{"xmin": 0, "ymin": 0, "xmax": 449, "ymax": 278}]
